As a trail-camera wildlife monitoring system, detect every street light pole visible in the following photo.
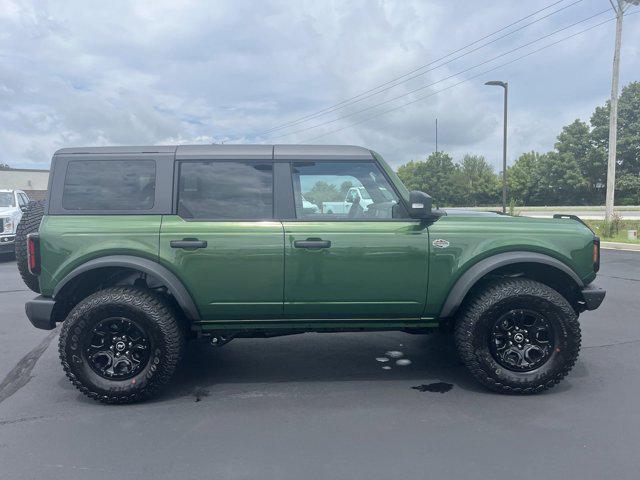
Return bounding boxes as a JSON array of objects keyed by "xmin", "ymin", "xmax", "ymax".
[{"xmin": 485, "ymin": 80, "xmax": 508, "ymax": 214}]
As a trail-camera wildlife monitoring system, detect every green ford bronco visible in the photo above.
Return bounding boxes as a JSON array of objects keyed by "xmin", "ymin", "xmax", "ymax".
[{"xmin": 18, "ymin": 144, "xmax": 605, "ymax": 403}]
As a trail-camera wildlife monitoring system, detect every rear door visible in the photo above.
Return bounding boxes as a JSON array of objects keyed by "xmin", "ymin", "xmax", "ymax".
[
  {"xmin": 281, "ymin": 158, "xmax": 430, "ymax": 319},
  {"xmin": 159, "ymin": 147, "xmax": 284, "ymax": 319}
]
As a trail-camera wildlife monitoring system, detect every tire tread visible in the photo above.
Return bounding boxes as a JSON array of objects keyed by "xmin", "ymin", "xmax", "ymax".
[
  {"xmin": 454, "ymin": 278, "xmax": 581, "ymax": 395},
  {"xmin": 58, "ymin": 286, "xmax": 185, "ymax": 404},
  {"xmin": 15, "ymin": 200, "xmax": 45, "ymax": 293}
]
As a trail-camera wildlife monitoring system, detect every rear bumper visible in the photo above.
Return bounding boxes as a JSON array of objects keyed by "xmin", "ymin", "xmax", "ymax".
[
  {"xmin": 25, "ymin": 295, "xmax": 57, "ymax": 330},
  {"xmin": 580, "ymin": 284, "xmax": 606, "ymax": 311}
]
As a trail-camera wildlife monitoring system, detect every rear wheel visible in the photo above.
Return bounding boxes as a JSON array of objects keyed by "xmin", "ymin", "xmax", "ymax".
[
  {"xmin": 15, "ymin": 200, "xmax": 45, "ymax": 293},
  {"xmin": 455, "ymin": 279, "xmax": 580, "ymax": 394},
  {"xmin": 59, "ymin": 287, "xmax": 185, "ymax": 404}
]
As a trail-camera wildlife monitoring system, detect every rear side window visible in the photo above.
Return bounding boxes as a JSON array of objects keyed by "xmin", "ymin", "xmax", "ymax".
[
  {"xmin": 62, "ymin": 160, "xmax": 156, "ymax": 211},
  {"xmin": 177, "ymin": 161, "xmax": 273, "ymax": 219}
]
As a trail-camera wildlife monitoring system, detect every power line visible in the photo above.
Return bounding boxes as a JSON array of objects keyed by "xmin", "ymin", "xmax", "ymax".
[
  {"xmin": 257, "ymin": 0, "xmax": 583, "ymax": 136},
  {"xmin": 302, "ymin": 12, "xmax": 636, "ymax": 143},
  {"xmin": 268, "ymin": 7, "xmax": 610, "ymax": 140},
  {"xmin": 260, "ymin": 0, "xmax": 580, "ymax": 135}
]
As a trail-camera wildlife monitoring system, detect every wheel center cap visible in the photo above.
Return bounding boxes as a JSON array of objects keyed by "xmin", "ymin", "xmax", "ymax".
[
  {"xmin": 513, "ymin": 333, "xmax": 524, "ymax": 343},
  {"xmin": 115, "ymin": 341, "xmax": 126, "ymax": 352}
]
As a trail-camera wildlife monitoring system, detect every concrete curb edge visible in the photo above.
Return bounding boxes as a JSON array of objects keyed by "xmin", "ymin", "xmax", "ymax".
[{"xmin": 601, "ymin": 241, "xmax": 640, "ymax": 252}]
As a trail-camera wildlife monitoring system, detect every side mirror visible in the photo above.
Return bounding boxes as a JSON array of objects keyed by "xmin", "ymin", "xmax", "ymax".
[
  {"xmin": 20, "ymin": 205, "xmax": 28, "ymax": 212},
  {"xmin": 408, "ymin": 191, "xmax": 434, "ymax": 219}
]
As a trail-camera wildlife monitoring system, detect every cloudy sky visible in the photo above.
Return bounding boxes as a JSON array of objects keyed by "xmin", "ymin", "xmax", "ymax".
[{"xmin": 1, "ymin": 0, "xmax": 639, "ymax": 170}]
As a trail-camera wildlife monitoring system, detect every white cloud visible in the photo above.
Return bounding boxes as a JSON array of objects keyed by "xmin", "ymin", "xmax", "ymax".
[{"xmin": 0, "ymin": 0, "xmax": 637, "ymax": 170}]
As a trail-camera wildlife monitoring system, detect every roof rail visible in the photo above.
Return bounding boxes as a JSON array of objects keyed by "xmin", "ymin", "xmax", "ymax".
[{"xmin": 552, "ymin": 214, "xmax": 593, "ymax": 233}]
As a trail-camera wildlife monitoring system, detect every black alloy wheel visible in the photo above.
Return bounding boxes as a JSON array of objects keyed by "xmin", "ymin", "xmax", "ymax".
[
  {"xmin": 488, "ymin": 309, "xmax": 555, "ymax": 372},
  {"xmin": 85, "ymin": 317, "xmax": 152, "ymax": 380}
]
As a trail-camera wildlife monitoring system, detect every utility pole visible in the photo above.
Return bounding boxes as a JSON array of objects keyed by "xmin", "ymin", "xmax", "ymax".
[
  {"xmin": 485, "ymin": 80, "xmax": 509, "ymax": 214},
  {"xmin": 605, "ymin": 0, "xmax": 638, "ymax": 222},
  {"xmin": 435, "ymin": 118, "xmax": 438, "ymax": 154}
]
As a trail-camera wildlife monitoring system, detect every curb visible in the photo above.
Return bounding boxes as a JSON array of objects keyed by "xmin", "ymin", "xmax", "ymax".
[{"xmin": 601, "ymin": 241, "xmax": 640, "ymax": 252}]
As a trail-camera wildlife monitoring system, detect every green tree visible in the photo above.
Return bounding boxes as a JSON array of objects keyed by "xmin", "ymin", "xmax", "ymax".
[
  {"xmin": 508, "ymin": 151, "xmax": 586, "ymax": 206},
  {"xmin": 458, "ymin": 154, "xmax": 500, "ymax": 206},
  {"xmin": 304, "ymin": 181, "xmax": 342, "ymax": 207},
  {"xmin": 554, "ymin": 119, "xmax": 606, "ymax": 203},
  {"xmin": 508, "ymin": 151, "xmax": 543, "ymax": 206},
  {"xmin": 397, "ymin": 152, "xmax": 465, "ymax": 207},
  {"xmin": 590, "ymin": 81, "xmax": 640, "ymax": 175},
  {"xmin": 616, "ymin": 173, "xmax": 640, "ymax": 205},
  {"xmin": 555, "ymin": 119, "xmax": 591, "ymax": 159},
  {"xmin": 536, "ymin": 152, "xmax": 588, "ymax": 205}
]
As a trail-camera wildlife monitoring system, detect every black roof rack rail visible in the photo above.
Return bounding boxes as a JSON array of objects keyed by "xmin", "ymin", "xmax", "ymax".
[{"xmin": 552, "ymin": 214, "xmax": 594, "ymax": 233}]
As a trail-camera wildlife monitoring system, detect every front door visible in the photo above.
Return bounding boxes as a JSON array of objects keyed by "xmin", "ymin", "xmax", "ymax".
[
  {"xmin": 159, "ymin": 159, "xmax": 284, "ymax": 319},
  {"xmin": 283, "ymin": 160, "xmax": 429, "ymax": 319}
]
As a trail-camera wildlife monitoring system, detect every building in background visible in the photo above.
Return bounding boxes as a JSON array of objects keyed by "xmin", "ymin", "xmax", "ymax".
[{"xmin": 0, "ymin": 169, "xmax": 49, "ymax": 201}]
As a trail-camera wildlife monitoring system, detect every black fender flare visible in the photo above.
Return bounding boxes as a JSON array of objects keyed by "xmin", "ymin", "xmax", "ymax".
[
  {"xmin": 53, "ymin": 255, "xmax": 200, "ymax": 320},
  {"xmin": 439, "ymin": 251, "xmax": 584, "ymax": 318}
]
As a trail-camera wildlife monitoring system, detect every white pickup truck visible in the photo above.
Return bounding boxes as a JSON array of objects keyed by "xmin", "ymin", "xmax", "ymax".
[
  {"xmin": 0, "ymin": 189, "xmax": 30, "ymax": 255},
  {"xmin": 322, "ymin": 187, "xmax": 373, "ymax": 214}
]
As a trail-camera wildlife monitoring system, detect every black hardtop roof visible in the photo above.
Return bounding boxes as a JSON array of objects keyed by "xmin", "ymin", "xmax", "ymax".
[{"xmin": 54, "ymin": 144, "xmax": 373, "ymax": 160}]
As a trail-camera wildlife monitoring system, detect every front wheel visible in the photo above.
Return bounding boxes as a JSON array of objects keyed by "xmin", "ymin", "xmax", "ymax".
[
  {"xmin": 455, "ymin": 279, "xmax": 581, "ymax": 394},
  {"xmin": 59, "ymin": 287, "xmax": 185, "ymax": 404}
]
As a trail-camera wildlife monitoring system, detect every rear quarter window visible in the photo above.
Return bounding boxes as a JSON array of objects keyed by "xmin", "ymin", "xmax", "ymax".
[{"xmin": 62, "ymin": 160, "xmax": 156, "ymax": 211}]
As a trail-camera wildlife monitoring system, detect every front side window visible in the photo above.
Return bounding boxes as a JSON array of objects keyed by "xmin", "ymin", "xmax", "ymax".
[
  {"xmin": 291, "ymin": 161, "xmax": 406, "ymax": 220},
  {"xmin": 63, "ymin": 160, "xmax": 156, "ymax": 211},
  {"xmin": 177, "ymin": 161, "xmax": 273, "ymax": 219}
]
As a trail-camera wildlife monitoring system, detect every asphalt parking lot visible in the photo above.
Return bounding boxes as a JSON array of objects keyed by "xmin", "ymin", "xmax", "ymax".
[{"xmin": 1, "ymin": 250, "xmax": 639, "ymax": 480}]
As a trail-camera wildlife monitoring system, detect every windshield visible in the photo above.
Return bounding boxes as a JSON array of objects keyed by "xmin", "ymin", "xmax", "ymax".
[{"xmin": 0, "ymin": 192, "xmax": 15, "ymax": 207}]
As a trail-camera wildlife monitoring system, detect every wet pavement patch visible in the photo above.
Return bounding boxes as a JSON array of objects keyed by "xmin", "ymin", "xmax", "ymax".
[
  {"xmin": 411, "ymin": 382, "xmax": 453, "ymax": 394},
  {"xmin": 0, "ymin": 329, "xmax": 59, "ymax": 404},
  {"xmin": 377, "ymin": 349, "xmax": 413, "ymax": 370}
]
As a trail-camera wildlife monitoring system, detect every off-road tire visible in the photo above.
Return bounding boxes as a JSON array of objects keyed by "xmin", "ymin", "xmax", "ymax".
[
  {"xmin": 455, "ymin": 278, "xmax": 581, "ymax": 394},
  {"xmin": 15, "ymin": 200, "xmax": 45, "ymax": 293},
  {"xmin": 59, "ymin": 286, "xmax": 185, "ymax": 404}
]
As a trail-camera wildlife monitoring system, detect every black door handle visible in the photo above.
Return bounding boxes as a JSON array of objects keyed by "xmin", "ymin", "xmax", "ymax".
[
  {"xmin": 294, "ymin": 239, "xmax": 331, "ymax": 249},
  {"xmin": 170, "ymin": 239, "xmax": 208, "ymax": 249}
]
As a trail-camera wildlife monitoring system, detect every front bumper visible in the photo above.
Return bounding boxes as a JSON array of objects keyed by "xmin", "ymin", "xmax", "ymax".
[
  {"xmin": 580, "ymin": 284, "xmax": 606, "ymax": 311},
  {"xmin": 0, "ymin": 234, "xmax": 15, "ymax": 253},
  {"xmin": 25, "ymin": 295, "xmax": 57, "ymax": 330}
]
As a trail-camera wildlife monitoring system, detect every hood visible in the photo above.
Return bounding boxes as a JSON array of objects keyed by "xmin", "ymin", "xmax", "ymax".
[
  {"xmin": 0, "ymin": 206, "xmax": 19, "ymax": 216},
  {"xmin": 438, "ymin": 209, "xmax": 595, "ymax": 236}
]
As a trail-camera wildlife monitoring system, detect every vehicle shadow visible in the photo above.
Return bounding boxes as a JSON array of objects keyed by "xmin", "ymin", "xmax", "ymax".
[{"xmin": 163, "ymin": 331, "xmax": 487, "ymax": 401}]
